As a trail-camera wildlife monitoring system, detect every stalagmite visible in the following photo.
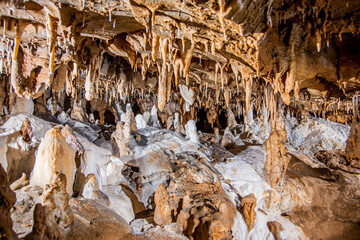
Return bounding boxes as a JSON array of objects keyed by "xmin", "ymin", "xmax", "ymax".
[
  {"xmin": 345, "ymin": 117, "xmax": 360, "ymax": 162},
  {"xmin": 265, "ymin": 92, "xmax": 290, "ymax": 188},
  {"xmin": 154, "ymin": 184, "xmax": 172, "ymax": 226},
  {"xmin": 185, "ymin": 119, "xmax": 199, "ymax": 143},
  {"xmin": 41, "ymin": 172, "xmax": 74, "ymax": 239},
  {"xmin": 81, "ymin": 174, "xmax": 110, "ymax": 206},
  {"xmin": 0, "ymin": 163, "xmax": 17, "ymax": 240},
  {"xmin": 221, "ymin": 127, "xmax": 236, "ymax": 147},
  {"xmin": 30, "ymin": 127, "xmax": 76, "ymax": 195},
  {"xmin": 20, "ymin": 117, "xmax": 32, "ymax": 142},
  {"xmin": 240, "ymin": 193, "xmax": 257, "ymax": 231},
  {"xmin": 135, "ymin": 114, "xmax": 147, "ymax": 129},
  {"xmin": 227, "ymin": 108, "xmax": 237, "ymax": 130},
  {"xmin": 112, "ymin": 104, "xmax": 133, "ymax": 157},
  {"xmin": 2, "ymin": 1, "xmax": 360, "ymax": 239}
]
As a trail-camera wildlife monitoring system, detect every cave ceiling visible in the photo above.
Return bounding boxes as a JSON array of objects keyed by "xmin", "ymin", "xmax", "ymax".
[{"xmin": 1, "ymin": 0, "xmax": 360, "ymax": 119}]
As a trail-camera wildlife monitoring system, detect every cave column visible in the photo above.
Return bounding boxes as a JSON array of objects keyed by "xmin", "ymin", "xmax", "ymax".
[
  {"xmin": 264, "ymin": 90, "xmax": 290, "ymax": 188},
  {"xmin": 244, "ymin": 77, "xmax": 253, "ymax": 131},
  {"xmin": 345, "ymin": 94, "xmax": 360, "ymax": 163}
]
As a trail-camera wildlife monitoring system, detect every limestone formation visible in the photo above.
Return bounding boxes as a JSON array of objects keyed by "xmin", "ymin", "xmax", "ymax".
[
  {"xmin": 265, "ymin": 93, "xmax": 291, "ymax": 188},
  {"xmin": 240, "ymin": 193, "xmax": 257, "ymax": 231},
  {"xmin": 267, "ymin": 221, "xmax": 283, "ymax": 240},
  {"xmin": 1, "ymin": 0, "xmax": 360, "ymax": 239},
  {"xmin": 221, "ymin": 127, "xmax": 235, "ymax": 147},
  {"xmin": 30, "ymin": 127, "xmax": 76, "ymax": 195},
  {"xmin": 185, "ymin": 120, "xmax": 199, "ymax": 143},
  {"xmin": 20, "ymin": 117, "xmax": 32, "ymax": 142},
  {"xmin": 70, "ymin": 100, "xmax": 87, "ymax": 122},
  {"xmin": 61, "ymin": 124, "xmax": 84, "ymax": 155},
  {"xmin": 81, "ymin": 174, "xmax": 110, "ymax": 206},
  {"xmin": 41, "ymin": 172, "xmax": 74, "ymax": 239},
  {"xmin": 10, "ymin": 173, "xmax": 28, "ymax": 191},
  {"xmin": 0, "ymin": 163, "xmax": 18, "ymax": 240},
  {"xmin": 154, "ymin": 184, "xmax": 172, "ymax": 226},
  {"xmin": 345, "ymin": 119, "xmax": 360, "ymax": 163},
  {"xmin": 23, "ymin": 203, "xmax": 46, "ymax": 240},
  {"xmin": 227, "ymin": 108, "xmax": 238, "ymax": 130},
  {"xmin": 112, "ymin": 121, "xmax": 131, "ymax": 157}
]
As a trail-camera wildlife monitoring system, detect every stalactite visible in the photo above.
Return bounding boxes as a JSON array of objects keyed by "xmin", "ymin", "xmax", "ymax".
[
  {"xmin": 152, "ymin": 34, "xmax": 160, "ymax": 62},
  {"xmin": 217, "ymin": 0, "xmax": 231, "ymax": 41},
  {"xmin": 3, "ymin": 18, "xmax": 8, "ymax": 36},
  {"xmin": 215, "ymin": 62, "xmax": 219, "ymax": 86},
  {"xmin": 245, "ymin": 77, "xmax": 252, "ymax": 114},
  {"xmin": 46, "ymin": 14, "xmax": 58, "ymax": 77},
  {"xmin": 160, "ymin": 38, "xmax": 169, "ymax": 66},
  {"xmin": 13, "ymin": 22, "xmax": 27, "ymax": 61},
  {"xmin": 211, "ymin": 41, "xmax": 216, "ymax": 54},
  {"xmin": 315, "ymin": 28, "xmax": 321, "ymax": 52},
  {"xmin": 182, "ymin": 36, "xmax": 196, "ymax": 86},
  {"xmin": 224, "ymin": 88, "xmax": 230, "ymax": 108},
  {"xmin": 166, "ymin": 64, "xmax": 173, "ymax": 102},
  {"xmin": 84, "ymin": 65, "xmax": 94, "ymax": 101},
  {"xmin": 173, "ymin": 55, "xmax": 183, "ymax": 87},
  {"xmin": 220, "ymin": 64, "xmax": 225, "ymax": 90}
]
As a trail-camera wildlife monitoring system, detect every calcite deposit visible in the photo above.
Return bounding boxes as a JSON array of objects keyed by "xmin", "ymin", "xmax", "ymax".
[{"xmin": 1, "ymin": 0, "xmax": 360, "ymax": 239}]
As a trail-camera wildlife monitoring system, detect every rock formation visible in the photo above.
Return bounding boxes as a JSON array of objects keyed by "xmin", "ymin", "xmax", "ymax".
[
  {"xmin": 81, "ymin": 174, "xmax": 110, "ymax": 206},
  {"xmin": 154, "ymin": 184, "xmax": 172, "ymax": 226},
  {"xmin": 185, "ymin": 120, "xmax": 199, "ymax": 143},
  {"xmin": 30, "ymin": 127, "xmax": 76, "ymax": 195},
  {"xmin": 267, "ymin": 221, "xmax": 283, "ymax": 240},
  {"xmin": 265, "ymin": 92, "xmax": 291, "ymax": 188},
  {"xmin": 1, "ymin": 0, "xmax": 360, "ymax": 239},
  {"xmin": 20, "ymin": 117, "xmax": 32, "ymax": 143},
  {"xmin": 40, "ymin": 172, "xmax": 74, "ymax": 239},
  {"xmin": 240, "ymin": 193, "xmax": 257, "ymax": 231},
  {"xmin": 61, "ymin": 124, "xmax": 84, "ymax": 156},
  {"xmin": 0, "ymin": 164, "xmax": 18, "ymax": 240},
  {"xmin": 345, "ymin": 119, "xmax": 360, "ymax": 164}
]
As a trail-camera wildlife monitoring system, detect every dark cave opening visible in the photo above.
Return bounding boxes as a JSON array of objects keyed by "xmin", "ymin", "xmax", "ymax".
[{"xmin": 104, "ymin": 110, "xmax": 115, "ymax": 125}]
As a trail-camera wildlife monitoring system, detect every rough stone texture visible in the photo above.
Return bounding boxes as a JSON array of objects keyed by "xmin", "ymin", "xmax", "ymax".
[
  {"xmin": 265, "ymin": 93, "xmax": 291, "ymax": 188},
  {"xmin": 20, "ymin": 117, "xmax": 32, "ymax": 143},
  {"xmin": 284, "ymin": 156, "xmax": 360, "ymax": 240},
  {"xmin": 61, "ymin": 124, "xmax": 84, "ymax": 155},
  {"xmin": 81, "ymin": 174, "xmax": 110, "ymax": 206},
  {"xmin": 267, "ymin": 221, "xmax": 283, "ymax": 240},
  {"xmin": 1, "ymin": 1, "xmax": 360, "ymax": 239},
  {"xmin": 154, "ymin": 184, "xmax": 172, "ymax": 226},
  {"xmin": 30, "ymin": 127, "xmax": 76, "ymax": 195},
  {"xmin": 0, "ymin": 163, "xmax": 18, "ymax": 240},
  {"xmin": 23, "ymin": 203, "xmax": 46, "ymax": 240},
  {"xmin": 345, "ymin": 119, "xmax": 360, "ymax": 163},
  {"xmin": 41, "ymin": 172, "xmax": 74, "ymax": 240},
  {"xmin": 240, "ymin": 193, "xmax": 257, "ymax": 231}
]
